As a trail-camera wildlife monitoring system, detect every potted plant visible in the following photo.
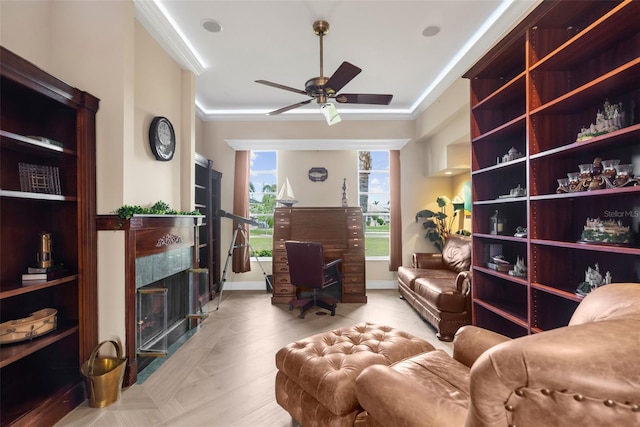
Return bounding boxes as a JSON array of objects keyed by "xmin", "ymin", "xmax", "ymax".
[
  {"xmin": 416, "ymin": 196, "xmax": 469, "ymax": 252},
  {"xmin": 113, "ymin": 200, "xmax": 201, "ymax": 227}
]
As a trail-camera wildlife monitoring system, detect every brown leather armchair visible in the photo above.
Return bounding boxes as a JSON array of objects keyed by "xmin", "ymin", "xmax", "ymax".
[{"xmin": 355, "ymin": 283, "xmax": 640, "ymax": 427}]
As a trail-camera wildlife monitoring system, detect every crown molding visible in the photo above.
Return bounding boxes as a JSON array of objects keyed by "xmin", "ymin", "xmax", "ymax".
[
  {"xmin": 196, "ymin": 101, "xmax": 415, "ymax": 122},
  {"xmin": 225, "ymin": 139, "xmax": 410, "ymax": 151},
  {"xmin": 134, "ymin": 0, "xmax": 206, "ymax": 75}
]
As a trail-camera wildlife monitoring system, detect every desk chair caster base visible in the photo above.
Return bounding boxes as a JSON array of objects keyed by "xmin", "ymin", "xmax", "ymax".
[{"xmin": 289, "ymin": 299, "xmax": 336, "ymax": 319}]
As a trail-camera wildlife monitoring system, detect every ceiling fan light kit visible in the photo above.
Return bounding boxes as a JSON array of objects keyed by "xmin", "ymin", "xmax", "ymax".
[
  {"xmin": 256, "ymin": 20, "xmax": 393, "ymax": 123},
  {"xmin": 321, "ymin": 102, "xmax": 341, "ymax": 125}
]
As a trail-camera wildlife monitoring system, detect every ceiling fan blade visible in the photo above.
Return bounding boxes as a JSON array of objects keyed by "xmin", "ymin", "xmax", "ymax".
[
  {"xmin": 335, "ymin": 93, "xmax": 393, "ymax": 105},
  {"xmin": 325, "ymin": 62, "xmax": 362, "ymax": 93},
  {"xmin": 267, "ymin": 99, "xmax": 313, "ymax": 115},
  {"xmin": 255, "ymin": 80, "xmax": 307, "ymax": 96}
]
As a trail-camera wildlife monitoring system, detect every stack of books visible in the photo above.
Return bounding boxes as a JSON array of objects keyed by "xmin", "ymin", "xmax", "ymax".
[{"xmin": 22, "ymin": 265, "xmax": 68, "ymax": 283}]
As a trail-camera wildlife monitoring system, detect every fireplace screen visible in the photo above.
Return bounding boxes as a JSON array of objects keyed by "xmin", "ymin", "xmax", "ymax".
[
  {"xmin": 137, "ymin": 287, "xmax": 168, "ymax": 356},
  {"xmin": 136, "ymin": 270, "xmax": 197, "ymax": 357}
]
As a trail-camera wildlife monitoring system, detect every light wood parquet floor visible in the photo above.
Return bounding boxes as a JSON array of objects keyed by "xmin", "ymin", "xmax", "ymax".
[{"xmin": 55, "ymin": 289, "xmax": 452, "ymax": 427}]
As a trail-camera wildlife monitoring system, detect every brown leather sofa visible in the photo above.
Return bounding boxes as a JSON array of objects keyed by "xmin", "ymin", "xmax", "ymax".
[
  {"xmin": 354, "ymin": 282, "xmax": 640, "ymax": 427},
  {"xmin": 396, "ymin": 234, "xmax": 472, "ymax": 341}
]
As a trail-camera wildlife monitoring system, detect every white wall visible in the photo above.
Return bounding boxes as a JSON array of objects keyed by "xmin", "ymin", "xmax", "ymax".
[
  {"xmin": 1, "ymin": 2, "xmax": 194, "ymax": 345},
  {"xmin": 132, "ymin": 21, "xmax": 189, "ymax": 209},
  {"xmin": 278, "ymin": 150, "xmax": 358, "ymax": 207},
  {"xmin": 415, "ymin": 79, "xmax": 471, "ymax": 176},
  {"xmin": 0, "ymin": 1, "xmax": 52, "ymax": 67}
]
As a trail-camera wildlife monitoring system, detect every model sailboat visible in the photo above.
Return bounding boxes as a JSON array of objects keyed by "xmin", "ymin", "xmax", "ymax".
[{"xmin": 276, "ymin": 178, "xmax": 298, "ymax": 207}]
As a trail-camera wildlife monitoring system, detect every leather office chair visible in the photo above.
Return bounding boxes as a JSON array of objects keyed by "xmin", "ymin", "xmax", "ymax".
[{"xmin": 285, "ymin": 240, "xmax": 342, "ymax": 318}]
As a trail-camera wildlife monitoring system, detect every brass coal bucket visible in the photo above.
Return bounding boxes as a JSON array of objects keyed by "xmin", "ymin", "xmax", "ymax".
[{"xmin": 81, "ymin": 340, "xmax": 127, "ymax": 408}]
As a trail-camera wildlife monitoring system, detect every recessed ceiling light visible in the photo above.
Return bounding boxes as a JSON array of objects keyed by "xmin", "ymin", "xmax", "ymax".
[
  {"xmin": 444, "ymin": 171, "xmax": 452, "ymax": 175},
  {"xmin": 422, "ymin": 25, "xmax": 440, "ymax": 37},
  {"xmin": 202, "ymin": 19, "xmax": 223, "ymax": 33}
]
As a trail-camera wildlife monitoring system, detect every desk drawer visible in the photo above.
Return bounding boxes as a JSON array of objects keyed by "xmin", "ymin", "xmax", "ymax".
[
  {"xmin": 348, "ymin": 238, "xmax": 364, "ymax": 249},
  {"xmin": 323, "ymin": 243, "xmax": 347, "ymax": 250},
  {"xmin": 343, "ymin": 284, "xmax": 365, "ymax": 295},
  {"xmin": 273, "ymin": 273, "xmax": 291, "ymax": 285},
  {"xmin": 274, "ymin": 209, "xmax": 291, "ymax": 218},
  {"xmin": 274, "ymin": 217, "xmax": 290, "ymax": 227},
  {"xmin": 343, "ymin": 274, "xmax": 365, "ymax": 285},
  {"xmin": 273, "ymin": 226, "xmax": 291, "ymax": 240},
  {"xmin": 342, "ymin": 252, "xmax": 364, "ymax": 263},
  {"xmin": 272, "ymin": 250, "xmax": 288, "ymax": 263},
  {"xmin": 347, "ymin": 228, "xmax": 363, "ymax": 238},
  {"xmin": 343, "ymin": 263, "xmax": 364, "ymax": 274},
  {"xmin": 273, "ymin": 284, "xmax": 295, "ymax": 296},
  {"xmin": 347, "ymin": 220, "xmax": 363, "ymax": 232},
  {"xmin": 272, "ymin": 263, "xmax": 289, "ymax": 274},
  {"xmin": 274, "ymin": 210, "xmax": 291, "ymax": 227}
]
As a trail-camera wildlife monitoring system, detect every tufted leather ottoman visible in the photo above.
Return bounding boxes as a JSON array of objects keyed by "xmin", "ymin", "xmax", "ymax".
[{"xmin": 275, "ymin": 322, "xmax": 435, "ymax": 427}]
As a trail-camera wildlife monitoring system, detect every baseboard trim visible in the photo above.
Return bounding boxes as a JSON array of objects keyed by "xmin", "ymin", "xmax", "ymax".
[{"xmin": 223, "ymin": 280, "xmax": 397, "ymax": 291}]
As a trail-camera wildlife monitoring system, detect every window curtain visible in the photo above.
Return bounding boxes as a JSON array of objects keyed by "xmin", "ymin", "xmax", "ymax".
[
  {"xmin": 389, "ymin": 150, "xmax": 402, "ymax": 271},
  {"xmin": 232, "ymin": 151, "xmax": 251, "ymax": 273}
]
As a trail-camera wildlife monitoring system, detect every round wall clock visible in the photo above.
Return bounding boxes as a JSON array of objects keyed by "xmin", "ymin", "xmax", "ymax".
[{"xmin": 149, "ymin": 116, "xmax": 176, "ymax": 161}]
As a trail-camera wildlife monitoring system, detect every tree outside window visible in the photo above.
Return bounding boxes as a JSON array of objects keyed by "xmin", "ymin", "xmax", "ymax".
[
  {"xmin": 358, "ymin": 151, "xmax": 390, "ymax": 258},
  {"xmin": 249, "ymin": 151, "xmax": 276, "ymax": 257}
]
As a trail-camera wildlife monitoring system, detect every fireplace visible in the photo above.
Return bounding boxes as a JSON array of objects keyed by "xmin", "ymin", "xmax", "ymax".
[
  {"xmin": 136, "ymin": 271, "xmax": 187, "ymax": 352},
  {"xmin": 97, "ymin": 215, "xmax": 204, "ymax": 385}
]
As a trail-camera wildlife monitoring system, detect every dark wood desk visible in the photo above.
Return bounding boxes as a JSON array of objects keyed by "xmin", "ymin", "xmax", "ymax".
[{"xmin": 271, "ymin": 207, "xmax": 367, "ymax": 304}]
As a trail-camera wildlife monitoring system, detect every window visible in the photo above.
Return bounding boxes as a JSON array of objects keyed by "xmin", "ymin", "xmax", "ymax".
[
  {"xmin": 358, "ymin": 151, "xmax": 390, "ymax": 258},
  {"xmin": 249, "ymin": 151, "xmax": 276, "ymax": 256}
]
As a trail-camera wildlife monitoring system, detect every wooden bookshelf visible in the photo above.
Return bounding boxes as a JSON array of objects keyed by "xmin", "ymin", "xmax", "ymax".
[
  {"xmin": 464, "ymin": 0, "xmax": 640, "ymax": 338},
  {"xmin": 0, "ymin": 47, "xmax": 99, "ymax": 426}
]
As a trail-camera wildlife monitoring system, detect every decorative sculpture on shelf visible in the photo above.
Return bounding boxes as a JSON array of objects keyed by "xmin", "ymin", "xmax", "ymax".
[
  {"xmin": 557, "ymin": 157, "xmax": 638, "ymax": 193},
  {"xmin": 498, "ymin": 184, "xmax": 526, "ymax": 199},
  {"xmin": 576, "ymin": 263, "xmax": 612, "ymax": 297},
  {"xmin": 508, "ymin": 256, "xmax": 527, "ymax": 277},
  {"xmin": 341, "ymin": 178, "xmax": 348, "ymax": 207},
  {"xmin": 514, "ymin": 226, "xmax": 527, "ymax": 238},
  {"xmin": 576, "ymin": 100, "xmax": 625, "ymax": 142},
  {"xmin": 37, "ymin": 232, "xmax": 53, "ymax": 268},
  {"xmin": 489, "ymin": 210, "xmax": 506, "ymax": 235},
  {"xmin": 579, "ymin": 217, "xmax": 630, "ymax": 245},
  {"xmin": 277, "ymin": 178, "xmax": 298, "ymax": 207},
  {"xmin": 497, "ymin": 146, "xmax": 524, "ymax": 165}
]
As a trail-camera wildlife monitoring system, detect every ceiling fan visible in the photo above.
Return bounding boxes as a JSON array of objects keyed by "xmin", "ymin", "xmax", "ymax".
[{"xmin": 255, "ymin": 20, "xmax": 393, "ymax": 124}]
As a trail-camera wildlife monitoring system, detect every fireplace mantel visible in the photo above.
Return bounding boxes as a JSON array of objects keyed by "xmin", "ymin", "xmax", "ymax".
[
  {"xmin": 97, "ymin": 214, "xmax": 202, "ymax": 230},
  {"xmin": 97, "ymin": 214, "xmax": 203, "ymax": 385}
]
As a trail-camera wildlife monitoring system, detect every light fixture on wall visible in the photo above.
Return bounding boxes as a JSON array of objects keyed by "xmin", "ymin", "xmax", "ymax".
[
  {"xmin": 452, "ymin": 195, "xmax": 470, "ymax": 232},
  {"xmin": 320, "ymin": 102, "xmax": 341, "ymax": 125},
  {"xmin": 452, "ymin": 195, "xmax": 465, "ymax": 212}
]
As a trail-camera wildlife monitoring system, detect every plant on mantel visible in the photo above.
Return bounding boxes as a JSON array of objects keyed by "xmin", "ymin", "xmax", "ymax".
[
  {"xmin": 114, "ymin": 200, "xmax": 201, "ymax": 225},
  {"xmin": 415, "ymin": 196, "xmax": 470, "ymax": 252}
]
